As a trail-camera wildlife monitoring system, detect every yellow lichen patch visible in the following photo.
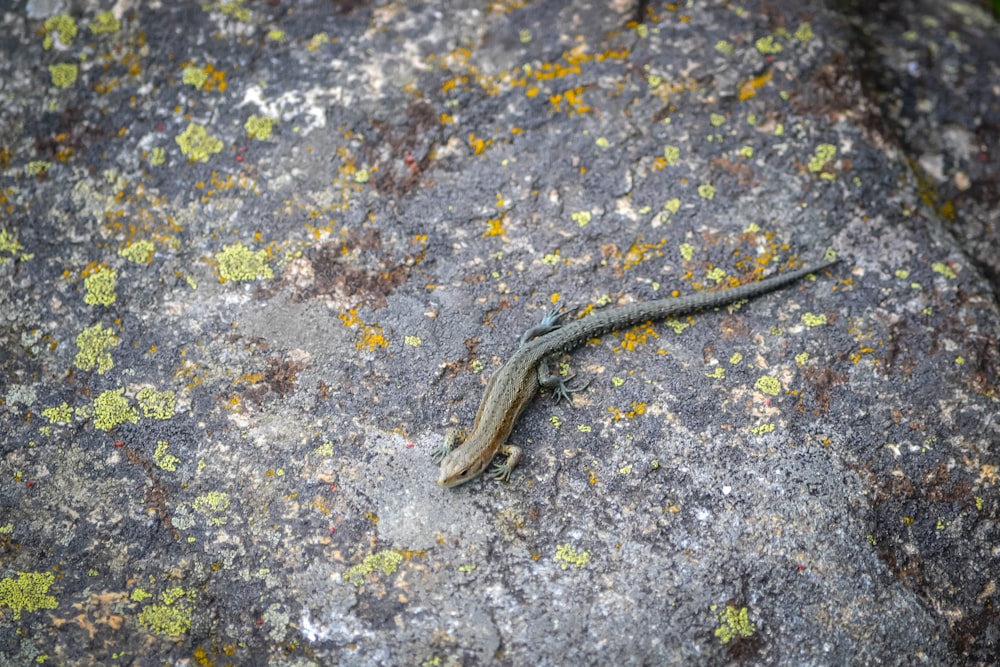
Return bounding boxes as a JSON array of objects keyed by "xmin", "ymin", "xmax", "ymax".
[
  {"xmin": 74, "ymin": 322, "xmax": 120, "ymax": 374},
  {"xmin": 343, "ymin": 550, "xmax": 404, "ymax": 587},
  {"xmin": 467, "ymin": 133, "xmax": 491, "ymax": 155},
  {"xmin": 354, "ymin": 324, "xmax": 387, "ymax": 351},
  {"xmin": 623, "ymin": 237, "xmax": 667, "ymax": 270},
  {"xmin": 215, "ymin": 241, "xmax": 273, "ymax": 282},
  {"xmin": 609, "ymin": 401, "xmax": 647, "ymax": 421},
  {"xmin": 0, "ymin": 571, "xmax": 59, "ymax": 620},
  {"xmin": 750, "ymin": 423, "xmax": 775, "ymax": 435},
  {"xmin": 83, "ymin": 266, "xmax": 118, "ymax": 306},
  {"xmin": 553, "ymin": 543, "xmax": 590, "ymax": 570},
  {"xmin": 176, "ymin": 123, "xmax": 224, "ymax": 162},
  {"xmin": 618, "ymin": 322, "xmax": 659, "ymax": 352},
  {"xmin": 548, "ymin": 85, "xmax": 591, "ymax": 115},
  {"xmin": 338, "ymin": 309, "xmax": 388, "ymax": 350},
  {"xmin": 93, "ymin": 388, "xmax": 139, "ymax": 431},
  {"xmin": 738, "ymin": 70, "xmax": 772, "ymax": 101},
  {"xmin": 136, "ymin": 388, "xmax": 176, "ymax": 419},
  {"xmin": 714, "ymin": 604, "xmax": 756, "ymax": 643},
  {"xmin": 484, "ymin": 218, "xmax": 505, "ymax": 236}
]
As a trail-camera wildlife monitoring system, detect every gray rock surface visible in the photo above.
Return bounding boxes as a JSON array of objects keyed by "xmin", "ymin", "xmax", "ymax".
[{"xmin": 1, "ymin": 0, "xmax": 998, "ymax": 665}]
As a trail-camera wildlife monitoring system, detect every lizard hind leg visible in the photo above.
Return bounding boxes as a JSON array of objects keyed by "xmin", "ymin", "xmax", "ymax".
[
  {"xmin": 431, "ymin": 427, "xmax": 466, "ymax": 463},
  {"xmin": 519, "ymin": 308, "xmax": 572, "ymax": 346},
  {"xmin": 537, "ymin": 358, "xmax": 591, "ymax": 405}
]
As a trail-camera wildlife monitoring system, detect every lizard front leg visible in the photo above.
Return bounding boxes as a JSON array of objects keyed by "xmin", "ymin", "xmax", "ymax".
[
  {"xmin": 488, "ymin": 444, "xmax": 524, "ymax": 482},
  {"xmin": 431, "ymin": 427, "xmax": 466, "ymax": 463}
]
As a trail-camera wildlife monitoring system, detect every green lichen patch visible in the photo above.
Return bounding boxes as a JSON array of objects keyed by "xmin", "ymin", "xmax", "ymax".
[
  {"xmin": 137, "ymin": 388, "xmax": 176, "ymax": 419},
  {"xmin": 41, "ymin": 402, "xmax": 74, "ymax": 424},
  {"xmin": 149, "ymin": 147, "xmax": 166, "ymax": 166},
  {"xmin": 343, "ymin": 550, "xmax": 404, "ymax": 587},
  {"xmin": 27, "ymin": 161, "xmax": 51, "ymax": 177},
  {"xmin": 245, "ymin": 115, "xmax": 276, "ymax": 140},
  {"xmin": 312, "ymin": 441, "xmax": 335, "ymax": 457},
  {"xmin": 83, "ymin": 267, "xmax": 118, "ymax": 307},
  {"xmin": 49, "ymin": 63, "xmax": 78, "ymax": 88},
  {"xmin": 0, "ymin": 228, "xmax": 30, "ymax": 262},
  {"xmin": 801, "ymin": 312, "xmax": 827, "ymax": 327},
  {"xmin": 154, "ymin": 441, "xmax": 180, "ymax": 472},
  {"xmin": 131, "ymin": 588, "xmax": 152, "ymax": 602},
  {"xmin": 74, "ymin": 322, "xmax": 120, "ymax": 374},
  {"xmin": 118, "ymin": 240, "xmax": 155, "ymax": 264},
  {"xmin": 714, "ymin": 604, "xmax": 756, "ymax": 643},
  {"xmin": 663, "ymin": 145, "xmax": 681, "ymax": 166},
  {"xmin": 175, "ymin": 123, "xmax": 223, "ymax": 162},
  {"xmin": 93, "ymin": 388, "xmax": 139, "ymax": 431},
  {"xmin": 137, "ymin": 587, "xmax": 195, "ymax": 636},
  {"xmin": 193, "ymin": 491, "xmax": 230, "ymax": 525},
  {"xmin": 43, "ymin": 14, "xmax": 78, "ymax": 48},
  {"xmin": 182, "ymin": 66, "xmax": 209, "ymax": 89},
  {"xmin": 0, "ymin": 571, "xmax": 59, "ymax": 620},
  {"xmin": 90, "ymin": 11, "xmax": 121, "ymax": 35},
  {"xmin": 215, "ymin": 242, "xmax": 274, "ymax": 282},
  {"xmin": 755, "ymin": 35, "xmax": 782, "ymax": 54},
  {"xmin": 554, "ymin": 543, "xmax": 590, "ymax": 570},
  {"xmin": 754, "ymin": 375, "xmax": 782, "ymax": 396},
  {"xmin": 808, "ymin": 143, "xmax": 837, "ymax": 174},
  {"xmin": 932, "ymin": 262, "xmax": 957, "ymax": 279}
]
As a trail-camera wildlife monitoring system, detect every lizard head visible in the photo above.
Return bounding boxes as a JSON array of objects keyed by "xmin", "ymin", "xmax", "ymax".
[{"xmin": 437, "ymin": 448, "xmax": 488, "ymax": 488}]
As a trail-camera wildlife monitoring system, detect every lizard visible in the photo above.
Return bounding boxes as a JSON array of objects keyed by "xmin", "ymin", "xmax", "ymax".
[{"xmin": 433, "ymin": 258, "xmax": 839, "ymax": 488}]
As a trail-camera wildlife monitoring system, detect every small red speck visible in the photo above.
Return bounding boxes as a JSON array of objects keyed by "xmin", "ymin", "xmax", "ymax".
[
  {"xmin": 156, "ymin": 123, "xmax": 165, "ymax": 132},
  {"xmin": 114, "ymin": 441, "xmax": 125, "ymax": 447},
  {"xmin": 329, "ymin": 526, "xmax": 336, "ymax": 535},
  {"xmin": 765, "ymin": 399, "xmax": 772, "ymax": 407},
  {"xmin": 405, "ymin": 442, "xmax": 414, "ymax": 449},
  {"xmin": 797, "ymin": 564, "xmax": 805, "ymax": 571},
  {"xmin": 235, "ymin": 155, "xmax": 243, "ymax": 162},
  {"xmin": 329, "ymin": 485, "xmax": 337, "ymax": 491},
  {"xmin": 26, "ymin": 481, "xmax": 34, "ymax": 488},
  {"xmin": 256, "ymin": 619, "xmax": 264, "ymax": 626}
]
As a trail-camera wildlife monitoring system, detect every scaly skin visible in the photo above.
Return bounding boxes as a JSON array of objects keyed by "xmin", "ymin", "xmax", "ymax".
[{"xmin": 435, "ymin": 259, "xmax": 839, "ymax": 487}]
